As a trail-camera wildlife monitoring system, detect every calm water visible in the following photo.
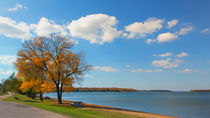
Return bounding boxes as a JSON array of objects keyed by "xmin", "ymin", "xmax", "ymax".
[{"xmin": 47, "ymin": 92, "xmax": 210, "ymax": 118}]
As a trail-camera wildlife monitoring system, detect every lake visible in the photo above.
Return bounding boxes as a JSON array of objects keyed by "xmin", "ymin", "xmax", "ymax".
[{"xmin": 46, "ymin": 92, "xmax": 210, "ymax": 118}]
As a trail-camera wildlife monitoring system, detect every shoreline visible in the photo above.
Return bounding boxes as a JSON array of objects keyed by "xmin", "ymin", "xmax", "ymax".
[
  {"xmin": 53, "ymin": 98, "xmax": 177, "ymax": 118},
  {"xmin": 2, "ymin": 93, "xmax": 177, "ymax": 118}
]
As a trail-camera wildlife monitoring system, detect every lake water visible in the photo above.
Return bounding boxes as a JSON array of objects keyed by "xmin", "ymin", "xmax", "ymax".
[{"xmin": 46, "ymin": 92, "xmax": 210, "ymax": 118}]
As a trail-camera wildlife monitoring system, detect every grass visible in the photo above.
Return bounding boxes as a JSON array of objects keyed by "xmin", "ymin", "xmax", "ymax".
[{"xmin": 3, "ymin": 94, "xmax": 144, "ymax": 118}]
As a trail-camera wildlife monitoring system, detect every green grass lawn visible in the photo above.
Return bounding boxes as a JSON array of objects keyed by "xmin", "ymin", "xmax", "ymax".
[{"xmin": 3, "ymin": 94, "xmax": 144, "ymax": 118}]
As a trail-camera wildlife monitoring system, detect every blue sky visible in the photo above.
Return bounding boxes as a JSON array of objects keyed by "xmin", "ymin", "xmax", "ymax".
[{"xmin": 0, "ymin": 0, "xmax": 210, "ymax": 91}]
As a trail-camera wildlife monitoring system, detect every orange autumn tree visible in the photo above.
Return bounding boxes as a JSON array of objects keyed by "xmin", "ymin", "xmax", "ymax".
[
  {"xmin": 19, "ymin": 79, "xmax": 56, "ymax": 100},
  {"xmin": 16, "ymin": 59, "xmax": 56, "ymax": 100},
  {"xmin": 16, "ymin": 34, "xmax": 90, "ymax": 104}
]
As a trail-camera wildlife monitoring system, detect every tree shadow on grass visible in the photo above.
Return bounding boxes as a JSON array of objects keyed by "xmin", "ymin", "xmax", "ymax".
[
  {"xmin": 48, "ymin": 104, "xmax": 74, "ymax": 109},
  {"xmin": 22, "ymin": 100, "xmax": 41, "ymax": 103}
]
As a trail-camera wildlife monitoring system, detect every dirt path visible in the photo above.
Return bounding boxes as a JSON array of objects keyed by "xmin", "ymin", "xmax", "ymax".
[
  {"xmin": 0, "ymin": 94, "xmax": 70, "ymax": 118},
  {"xmin": 0, "ymin": 93, "xmax": 12, "ymax": 101}
]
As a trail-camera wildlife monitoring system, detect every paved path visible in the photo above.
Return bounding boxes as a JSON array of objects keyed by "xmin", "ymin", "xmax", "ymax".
[{"xmin": 0, "ymin": 94, "xmax": 70, "ymax": 118}]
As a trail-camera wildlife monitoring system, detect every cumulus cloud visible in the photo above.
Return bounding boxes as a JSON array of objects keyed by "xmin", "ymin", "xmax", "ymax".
[
  {"xmin": 0, "ymin": 16, "xmax": 32, "ymax": 40},
  {"xmin": 67, "ymin": 14, "xmax": 121, "ymax": 44},
  {"xmin": 167, "ymin": 19, "xmax": 178, "ymax": 28},
  {"xmin": 146, "ymin": 24, "xmax": 193, "ymax": 44},
  {"xmin": 176, "ymin": 52, "xmax": 188, "ymax": 57},
  {"xmin": 154, "ymin": 52, "xmax": 188, "ymax": 58},
  {"xmin": 124, "ymin": 18, "xmax": 164, "ymax": 39},
  {"xmin": 158, "ymin": 52, "xmax": 173, "ymax": 57},
  {"xmin": 157, "ymin": 32, "xmax": 178, "ymax": 43},
  {"xmin": 175, "ymin": 68, "xmax": 199, "ymax": 73},
  {"xmin": 94, "ymin": 66, "xmax": 119, "ymax": 72},
  {"xmin": 8, "ymin": 3, "xmax": 27, "ymax": 11},
  {"xmin": 201, "ymin": 28, "xmax": 210, "ymax": 34},
  {"xmin": 31, "ymin": 17, "xmax": 67, "ymax": 36},
  {"xmin": 146, "ymin": 38, "xmax": 156, "ymax": 44},
  {"xmin": 152, "ymin": 58, "xmax": 182, "ymax": 69},
  {"xmin": 178, "ymin": 26, "xmax": 193, "ymax": 35},
  {"xmin": 0, "ymin": 55, "xmax": 16, "ymax": 65},
  {"xmin": 130, "ymin": 69, "xmax": 162, "ymax": 72}
]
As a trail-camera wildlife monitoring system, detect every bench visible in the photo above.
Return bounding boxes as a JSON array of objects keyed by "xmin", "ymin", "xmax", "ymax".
[{"xmin": 72, "ymin": 101, "xmax": 84, "ymax": 107}]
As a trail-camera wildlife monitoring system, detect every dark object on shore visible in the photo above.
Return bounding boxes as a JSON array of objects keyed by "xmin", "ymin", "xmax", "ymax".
[
  {"xmin": 72, "ymin": 101, "xmax": 84, "ymax": 107},
  {"xmin": 44, "ymin": 96, "xmax": 51, "ymax": 100},
  {"xmin": 14, "ymin": 97, "xmax": 19, "ymax": 100}
]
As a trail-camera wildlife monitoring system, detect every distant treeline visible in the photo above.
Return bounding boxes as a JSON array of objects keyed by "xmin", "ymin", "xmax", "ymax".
[
  {"xmin": 73, "ymin": 87, "xmax": 137, "ymax": 92},
  {"xmin": 190, "ymin": 89, "xmax": 210, "ymax": 92},
  {"xmin": 137, "ymin": 90, "xmax": 172, "ymax": 92}
]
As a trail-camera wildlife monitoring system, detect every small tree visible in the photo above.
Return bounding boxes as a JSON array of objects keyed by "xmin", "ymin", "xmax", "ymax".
[
  {"xmin": 3, "ymin": 73, "xmax": 21, "ymax": 96},
  {"xmin": 16, "ymin": 59, "xmax": 56, "ymax": 101},
  {"xmin": 16, "ymin": 34, "xmax": 90, "ymax": 104},
  {"xmin": 19, "ymin": 78, "xmax": 56, "ymax": 100}
]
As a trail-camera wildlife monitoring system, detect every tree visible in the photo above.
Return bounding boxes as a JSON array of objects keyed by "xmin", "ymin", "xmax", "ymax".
[
  {"xmin": 16, "ymin": 59, "xmax": 55, "ymax": 101},
  {"xmin": 0, "ymin": 83, "xmax": 3, "ymax": 94},
  {"xmin": 16, "ymin": 34, "xmax": 90, "ymax": 104},
  {"xmin": 3, "ymin": 73, "xmax": 22, "ymax": 96},
  {"xmin": 19, "ymin": 77, "xmax": 56, "ymax": 100}
]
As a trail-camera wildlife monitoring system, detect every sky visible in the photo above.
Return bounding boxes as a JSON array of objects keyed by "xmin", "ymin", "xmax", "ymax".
[{"xmin": 0, "ymin": 0, "xmax": 210, "ymax": 91}]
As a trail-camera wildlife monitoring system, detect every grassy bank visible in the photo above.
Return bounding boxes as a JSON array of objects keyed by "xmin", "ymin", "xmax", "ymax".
[{"xmin": 3, "ymin": 94, "xmax": 144, "ymax": 118}]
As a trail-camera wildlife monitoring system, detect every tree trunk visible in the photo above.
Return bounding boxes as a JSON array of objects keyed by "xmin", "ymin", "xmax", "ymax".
[
  {"xmin": 57, "ymin": 91, "xmax": 62, "ymax": 104},
  {"xmin": 57, "ymin": 86, "xmax": 62, "ymax": 104},
  {"xmin": 39, "ymin": 92, "xmax": 43, "ymax": 101}
]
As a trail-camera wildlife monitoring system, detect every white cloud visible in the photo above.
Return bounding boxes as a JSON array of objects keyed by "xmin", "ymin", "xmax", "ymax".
[
  {"xmin": 130, "ymin": 69, "xmax": 162, "ymax": 72},
  {"xmin": 94, "ymin": 66, "xmax": 119, "ymax": 72},
  {"xmin": 146, "ymin": 38, "xmax": 156, "ymax": 44},
  {"xmin": 31, "ymin": 17, "xmax": 67, "ymax": 36},
  {"xmin": 0, "ymin": 55, "xmax": 16, "ymax": 65},
  {"xmin": 124, "ymin": 18, "xmax": 164, "ymax": 39},
  {"xmin": 146, "ymin": 24, "xmax": 193, "ymax": 44},
  {"xmin": 178, "ymin": 26, "xmax": 193, "ymax": 35},
  {"xmin": 0, "ymin": 16, "xmax": 32, "ymax": 40},
  {"xmin": 8, "ymin": 3, "xmax": 27, "ymax": 11},
  {"xmin": 176, "ymin": 52, "xmax": 188, "ymax": 57},
  {"xmin": 175, "ymin": 68, "xmax": 199, "ymax": 73},
  {"xmin": 153, "ymin": 54, "xmax": 157, "ymax": 57},
  {"xmin": 0, "ymin": 69, "xmax": 13, "ymax": 75},
  {"xmin": 167, "ymin": 19, "xmax": 178, "ymax": 28},
  {"xmin": 122, "ymin": 33, "xmax": 128, "ymax": 38},
  {"xmin": 82, "ymin": 74, "xmax": 92, "ymax": 78},
  {"xmin": 158, "ymin": 52, "xmax": 173, "ymax": 57},
  {"xmin": 154, "ymin": 52, "xmax": 188, "ymax": 58},
  {"xmin": 67, "ymin": 14, "xmax": 121, "ymax": 44},
  {"xmin": 201, "ymin": 28, "xmax": 210, "ymax": 33},
  {"xmin": 152, "ymin": 58, "xmax": 182, "ymax": 69},
  {"xmin": 157, "ymin": 32, "xmax": 178, "ymax": 43}
]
